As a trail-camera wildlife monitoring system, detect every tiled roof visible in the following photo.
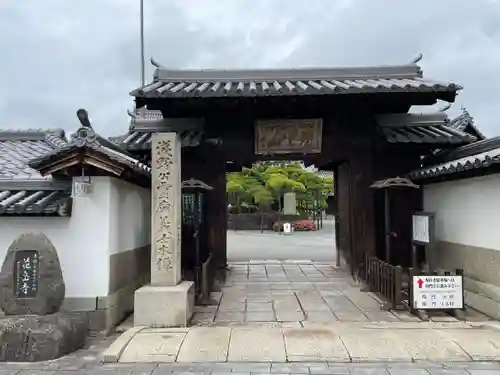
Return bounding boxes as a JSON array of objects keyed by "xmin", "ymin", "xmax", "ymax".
[
  {"xmin": 131, "ymin": 62, "xmax": 461, "ymax": 99},
  {"xmin": 109, "ymin": 109, "xmax": 206, "ymax": 151},
  {"xmin": 0, "ymin": 189, "xmax": 72, "ymax": 216},
  {"xmin": 29, "ymin": 126, "xmax": 152, "ymax": 177},
  {"xmin": 0, "ymin": 129, "xmax": 68, "ymax": 181},
  {"xmin": 92, "ymin": 143, "xmax": 152, "ymax": 175},
  {"xmin": 377, "ymin": 113, "xmax": 476, "ymax": 144},
  {"xmin": 113, "ymin": 130, "xmax": 204, "ymax": 151},
  {"xmin": 409, "ymin": 137, "xmax": 500, "ymax": 180},
  {"xmin": 0, "ymin": 129, "xmax": 72, "ymax": 216},
  {"xmin": 450, "ymin": 108, "xmax": 486, "ymax": 140}
]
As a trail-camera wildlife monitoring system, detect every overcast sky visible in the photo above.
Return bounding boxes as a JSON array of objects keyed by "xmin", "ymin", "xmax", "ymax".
[{"xmin": 1, "ymin": 0, "xmax": 499, "ymax": 137}]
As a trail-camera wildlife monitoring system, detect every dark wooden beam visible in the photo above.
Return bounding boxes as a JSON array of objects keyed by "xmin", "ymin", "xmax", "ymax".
[
  {"xmin": 132, "ymin": 117, "xmax": 204, "ymax": 132},
  {"xmin": 139, "ymin": 92, "xmax": 454, "ymax": 118}
]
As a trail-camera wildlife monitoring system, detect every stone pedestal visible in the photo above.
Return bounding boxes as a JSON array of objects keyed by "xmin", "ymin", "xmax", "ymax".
[
  {"xmin": 134, "ymin": 281, "xmax": 194, "ymax": 327},
  {"xmin": 134, "ymin": 132, "xmax": 194, "ymax": 327}
]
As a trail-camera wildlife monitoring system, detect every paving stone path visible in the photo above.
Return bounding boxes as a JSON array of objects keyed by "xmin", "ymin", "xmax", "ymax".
[
  {"xmin": 2, "ymin": 352, "xmax": 500, "ymax": 375},
  {"xmin": 192, "ymin": 261, "xmax": 419, "ymax": 325},
  {"xmin": 106, "ymin": 322, "xmax": 500, "ymax": 363},
  {"xmin": 0, "ymin": 329, "xmax": 499, "ymax": 374},
  {"xmin": 191, "ymin": 261, "xmax": 487, "ymax": 325}
]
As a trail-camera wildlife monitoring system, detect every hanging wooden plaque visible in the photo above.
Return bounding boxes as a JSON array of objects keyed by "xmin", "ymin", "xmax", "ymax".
[{"xmin": 255, "ymin": 118, "xmax": 322, "ymax": 155}]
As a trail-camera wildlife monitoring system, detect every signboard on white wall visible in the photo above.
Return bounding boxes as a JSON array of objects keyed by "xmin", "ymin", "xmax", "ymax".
[
  {"xmin": 412, "ymin": 212, "xmax": 434, "ymax": 244},
  {"xmin": 74, "ymin": 181, "xmax": 93, "ymax": 197}
]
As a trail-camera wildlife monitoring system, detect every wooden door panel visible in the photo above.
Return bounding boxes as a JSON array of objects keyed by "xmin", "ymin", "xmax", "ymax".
[{"xmin": 336, "ymin": 163, "xmax": 352, "ymax": 272}]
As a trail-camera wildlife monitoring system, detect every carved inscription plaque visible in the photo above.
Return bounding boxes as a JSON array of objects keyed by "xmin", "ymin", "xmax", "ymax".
[
  {"xmin": 154, "ymin": 139, "xmax": 175, "ymax": 271},
  {"xmin": 13, "ymin": 250, "xmax": 39, "ymax": 298},
  {"xmin": 255, "ymin": 118, "xmax": 323, "ymax": 155}
]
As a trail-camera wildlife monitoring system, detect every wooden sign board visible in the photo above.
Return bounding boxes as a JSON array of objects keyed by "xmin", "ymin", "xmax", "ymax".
[{"xmin": 255, "ymin": 119, "xmax": 322, "ymax": 155}]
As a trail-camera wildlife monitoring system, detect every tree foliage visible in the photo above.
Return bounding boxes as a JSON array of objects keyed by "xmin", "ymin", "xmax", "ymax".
[{"xmin": 226, "ymin": 162, "xmax": 333, "ymax": 213}]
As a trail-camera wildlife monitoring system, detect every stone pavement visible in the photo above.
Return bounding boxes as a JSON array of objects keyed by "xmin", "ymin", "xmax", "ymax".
[
  {"xmin": 3, "ymin": 357, "xmax": 500, "ymax": 374},
  {"xmin": 104, "ymin": 322, "xmax": 500, "ymax": 364},
  {"xmin": 192, "ymin": 261, "xmax": 418, "ymax": 325},
  {"xmin": 2, "ymin": 261, "xmax": 497, "ymax": 374},
  {"xmin": 4, "ymin": 328, "xmax": 500, "ymax": 374},
  {"xmin": 226, "ymin": 223, "xmax": 336, "ymax": 262},
  {"xmin": 191, "ymin": 261, "xmax": 486, "ymax": 325},
  {"xmin": 102, "ymin": 261, "xmax": 498, "ymax": 367}
]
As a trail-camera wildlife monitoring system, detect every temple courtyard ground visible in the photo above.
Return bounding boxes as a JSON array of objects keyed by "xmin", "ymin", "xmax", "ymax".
[
  {"xmin": 225, "ymin": 218, "xmax": 336, "ymax": 262},
  {"xmin": 3, "ymin": 227, "xmax": 500, "ymax": 374}
]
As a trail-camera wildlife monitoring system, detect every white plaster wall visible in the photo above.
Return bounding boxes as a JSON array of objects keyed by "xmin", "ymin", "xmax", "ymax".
[
  {"xmin": 0, "ymin": 177, "xmax": 111, "ymax": 298},
  {"xmin": 0, "ymin": 176, "xmax": 151, "ymax": 299},
  {"xmin": 423, "ymin": 174, "xmax": 500, "ymax": 250},
  {"xmin": 108, "ymin": 178, "xmax": 151, "ymax": 255}
]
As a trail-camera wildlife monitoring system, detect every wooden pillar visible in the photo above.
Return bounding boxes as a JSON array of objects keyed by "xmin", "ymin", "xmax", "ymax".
[
  {"xmin": 336, "ymin": 163, "xmax": 352, "ymax": 272},
  {"xmin": 205, "ymin": 147, "xmax": 227, "ymax": 269},
  {"xmin": 333, "ymin": 166, "xmax": 340, "ymax": 267},
  {"xmin": 348, "ymin": 149, "xmax": 376, "ymax": 276},
  {"xmin": 372, "ymin": 145, "xmax": 422, "ymax": 267}
]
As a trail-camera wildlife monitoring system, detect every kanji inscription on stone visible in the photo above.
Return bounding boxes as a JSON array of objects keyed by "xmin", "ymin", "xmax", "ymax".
[{"xmin": 13, "ymin": 250, "xmax": 39, "ymax": 298}]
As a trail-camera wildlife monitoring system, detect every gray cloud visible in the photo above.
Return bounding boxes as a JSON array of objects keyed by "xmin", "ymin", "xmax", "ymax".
[{"xmin": 1, "ymin": 0, "xmax": 499, "ymax": 136}]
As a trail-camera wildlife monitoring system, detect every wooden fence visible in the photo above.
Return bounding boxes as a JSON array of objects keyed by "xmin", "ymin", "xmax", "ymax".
[
  {"xmin": 361, "ymin": 256, "xmax": 468, "ymax": 320},
  {"xmin": 363, "ymin": 256, "xmax": 406, "ymax": 311}
]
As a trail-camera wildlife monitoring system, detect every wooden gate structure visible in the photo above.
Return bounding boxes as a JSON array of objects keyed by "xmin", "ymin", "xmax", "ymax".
[
  {"xmin": 119, "ymin": 56, "xmax": 476, "ymax": 279},
  {"xmin": 181, "ymin": 178, "xmax": 212, "ymax": 301}
]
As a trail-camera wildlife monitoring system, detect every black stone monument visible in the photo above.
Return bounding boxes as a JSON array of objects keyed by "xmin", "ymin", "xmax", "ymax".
[{"xmin": 0, "ymin": 233, "xmax": 88, "ymax": 362}]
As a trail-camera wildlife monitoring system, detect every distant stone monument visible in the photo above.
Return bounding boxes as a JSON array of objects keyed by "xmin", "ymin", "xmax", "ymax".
[
  {"xmin": 0, "ymin": 233, "xmax": 88, "ymax": 362},
  {"xmin": 283, "ymin": 192, "xmax": 297, "ymax": 215}
]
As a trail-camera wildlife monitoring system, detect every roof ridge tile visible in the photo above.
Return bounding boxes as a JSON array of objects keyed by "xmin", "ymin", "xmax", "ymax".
[{"xmin": 153, "ymin": 63, "xmax": 423, "ymax": 82}]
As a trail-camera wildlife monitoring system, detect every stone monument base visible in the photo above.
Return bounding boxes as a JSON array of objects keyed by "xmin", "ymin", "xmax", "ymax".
[
  {"xmin": 0, "ymin": 312, "xmax": 88, "ymax": 362},
  {"xmin": 134, "ymin": 281, "xmax": 194, "ymax": 327}
]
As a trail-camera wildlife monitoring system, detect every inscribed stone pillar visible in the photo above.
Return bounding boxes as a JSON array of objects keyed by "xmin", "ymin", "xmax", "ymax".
[{"xmin": 151, "ymin": 132, "xmax": 182, "ymax": 286}]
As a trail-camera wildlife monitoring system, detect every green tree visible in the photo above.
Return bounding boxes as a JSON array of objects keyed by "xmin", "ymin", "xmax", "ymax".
[
  {"xmin": 226, "ymin": 172, "xmax": 260, "ymax": 213},
  {"xmin": 226, "ymin": 162, "xmax": 334, "ymax": 229},
  {"xmin": 249, "ymin": 184, "xmax": 275, "ymax": 232},
  {"xmin": 226, "ymin": 177, "xmax": 246, "ymax": 213}
]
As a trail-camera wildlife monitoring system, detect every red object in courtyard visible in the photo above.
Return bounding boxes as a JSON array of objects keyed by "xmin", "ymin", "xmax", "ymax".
[{"xmin": 293, "ymin": 220, "xmax": 317, "ymax": 231}]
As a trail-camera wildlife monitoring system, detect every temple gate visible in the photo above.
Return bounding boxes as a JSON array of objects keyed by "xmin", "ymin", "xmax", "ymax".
[{"xmin": 118, "ymin": 57, "xmax": 475, "ymax": 327}]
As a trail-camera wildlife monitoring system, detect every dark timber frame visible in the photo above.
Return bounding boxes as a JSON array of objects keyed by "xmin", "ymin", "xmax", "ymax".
[{"xmin": 129, "ymin": 57, "xmax": 471, "ymax": 275}]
